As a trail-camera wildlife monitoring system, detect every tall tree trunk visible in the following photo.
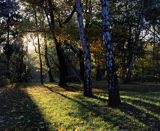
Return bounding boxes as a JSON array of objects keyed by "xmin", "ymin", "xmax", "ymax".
[
  {"xmin": 76, "ymin": 0, "xmax": 92, "ymax": 97},
  {"xmin": 78, "ymin": 50, "xmax": 85, "ymax": 82},
  {"xmin": 6, "ymin": 0, "xmax": 11, "ymax": 80},
  {"xmin": 120, "ymin": 43, "xmax": 126, "ymax": 83},
  {"xmin": 6, "ymin": 19, "xmax": 10, "ymax": 80},
  {"xmin": 96, "ymin": 65, "xmax": 102, "ymax": 81},
  {"xmin": 45, "ymin": 0, "xmax": 67, "ymax": 87},
  {"xmin": 56, "ymin": 43, "xmax": 68, "ymax": 87},
  {"xmin": 125, "ymin": 0, "xmax": 145, "ymax": 83},
  {"xmin": 153, "ymin": 24, "xmax": 158, "ymax": 83},
  {"xmin": 18, "ymin": 53, "xmax": 26, "ymax": 83},
  {"xmin": 69, "ymin": 44, "xmax": 85, "ymax": 81},
  {"xmin": 33, "ymin": 8, "xmax": 44, "ymax": 84},
  {"xmin": 37, "ymin": 35, "xmax": 44, "ymax": 84},
  {"xmin": 44, "ymin": 34, "xmax": 54, "ymax": 82},
  {"xmin": 125, "ymin": 39, "xmax": 134, "ymax": 83},
  {"xmin": 101, "ymin": 0, "xmax": 121, "ymax": 107}
]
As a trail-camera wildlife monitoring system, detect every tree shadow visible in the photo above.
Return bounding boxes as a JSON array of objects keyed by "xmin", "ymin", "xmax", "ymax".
[
  {"xmin": 141, "ymin": 97, "xmax": 160, "ymax": 103},
  {"xmin": 122, "ymin": 92, "xmax": 160, "ymax": 104},
  {"xmin": 60, "ymin": 83, "xmax": 83, "ymax": 92},
  {"xmin": 93, "ymin": 93, "xmax": 160, "ymax": 129},
  {"xmin": 44, "ymin": 85, "xmax": 160, "ymax": 130},
  {"xmin": 119, "ymin": 102, "xmax": 160, "ymax": 129},
  {"xmin": 44, "ymin": 85, "xmax": 118, "ymax": 128},
  {"xmin": 121, "ymin": 97, "xmax": 160, "ymax": 115},
  {"xmin": 0, "ymin": 86, "xmax": 49, "ymax": 130},
  {"xmin": 62, "ymin": 85, "xmax": 82, "ymax": 92}
]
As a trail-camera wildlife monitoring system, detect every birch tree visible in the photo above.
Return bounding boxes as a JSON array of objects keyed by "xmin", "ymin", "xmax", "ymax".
[
  {"xmin": 76, "ymin": 0, "xmax": 92, "ymax": 97},
  {"xmin": 101, "ymin": 0, "xmax": 121, "ymax": 107}
]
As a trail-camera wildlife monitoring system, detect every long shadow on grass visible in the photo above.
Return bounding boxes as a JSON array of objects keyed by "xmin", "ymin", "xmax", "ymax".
[
  {"xmin": 44, "ymin": 85, "xmax": 119, "ymax": 128},
  {"xmin": 122, "ymin": 92, "xmax": 160, "ymax": 103},
  {"xmin": 94, "ymin": 94, "xmax": 160, "ymax": 129},
  {"xmin": 62, "ymin": 85, "xmax": 82, "ymax": 92},
  {"xmin": 0, "ymin": 85, "xmax": 48, "ymax": 130},
  {"xmin": 120, "ymin": 102, "xmax": 160, "ymax": 129},
  {"xmin": 121, "ymin": 97, "xmax": 160, "ymax": 115},
  {"xmin": 44, "ymin": 85, "xmax": 160, "ymax": 129},
  {"xmin": 63, "ymin": 84, "xmax": 160, "ymax": 129}
]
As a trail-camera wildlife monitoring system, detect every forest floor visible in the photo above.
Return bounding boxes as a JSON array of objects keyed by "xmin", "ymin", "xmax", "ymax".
[{"xmin": 0, "ymin": 82, "xmax": 160, "ymax": 130}]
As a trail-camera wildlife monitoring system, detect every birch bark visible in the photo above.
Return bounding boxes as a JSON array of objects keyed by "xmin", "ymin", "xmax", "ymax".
[
  {"xmin": 76, "ymin": 0, "xmax": 92, "ymax": 96},
  {"xmin": 101, "ymin": 0, "xmax": 121, "ymax": 107}
]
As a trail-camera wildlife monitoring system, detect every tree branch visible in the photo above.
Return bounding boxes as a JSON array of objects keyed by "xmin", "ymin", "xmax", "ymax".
[{"xmin": 63, "ymin": 5, "xmax": 76, "ymax": 24}]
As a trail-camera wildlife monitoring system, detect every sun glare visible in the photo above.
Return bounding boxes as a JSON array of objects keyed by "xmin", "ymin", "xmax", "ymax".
[{"xmin": 23, "ymin": 34, "xmax": 37, "ymax": 52}]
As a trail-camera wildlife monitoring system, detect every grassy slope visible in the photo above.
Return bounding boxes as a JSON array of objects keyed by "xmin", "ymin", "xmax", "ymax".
[{"xmin": 0, "ymin": 83, "xmax": 160, "ymax": 130}]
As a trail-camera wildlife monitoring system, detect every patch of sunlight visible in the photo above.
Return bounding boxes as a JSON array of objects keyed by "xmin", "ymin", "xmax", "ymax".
[
  {"xmin": 121, "ymin": 95, "xmax": 160, "ymax": 106},
  {"xmin": 24, "ymin": 86, "xmax": 115, "ymax": 130},
  {"xmin": 95, "ymin": 94, "xmax": 108, "ymax": 99},
  {"xmin": 25, "ymin": 88, "xmax": 69, "ymax": 129},
  {"xmin": 23, "ymin": 84, "xmax": 157, "ymax": 130},
  {"xmin": 29, "ymin": 87, "xmax": 114, "ymax": 129},
  {"xmin": 142, "ymin": 95, "xmax": 160, "ymax": 101},
  {"xmin": 44, "ymin": 83, "xmax": 62, "ymax": 89}
]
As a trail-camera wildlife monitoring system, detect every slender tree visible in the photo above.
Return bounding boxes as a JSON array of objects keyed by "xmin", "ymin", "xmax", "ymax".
[
  {"xmin": 101, "ymin": 0, "xmax": 121, "ymax": 107},
  {"xmin": 125, "ymin": 0, "xmax": 145, "ymax": 82},
  {"xmin": 76, "ymin": 0, "xmax": 92, "ymax": 97},
  {"xmin": 70, "ymin": 44, "xmax": 85, "ymax": 81},
  {"xmin": 33, "ymin": 8, "xmax": 44, "ymax": 84},
  {"xmin": 41, "ymin": 0, "xmax": 68, "ymax": 87},
  {"xmin": 44, "ymin": 34, "xmax": 54, "ymax": 82}
]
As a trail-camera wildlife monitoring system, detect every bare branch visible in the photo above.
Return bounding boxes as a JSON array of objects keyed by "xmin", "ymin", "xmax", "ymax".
[{"xmin": 63, "ymin": 5, "xmax": 76, "ymax": 24}]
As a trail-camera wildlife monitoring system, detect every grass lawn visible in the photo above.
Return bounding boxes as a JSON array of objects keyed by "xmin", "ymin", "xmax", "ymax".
[{"xmin": 0, "ymin": 82, "xmax": 159, "ymax": 130}]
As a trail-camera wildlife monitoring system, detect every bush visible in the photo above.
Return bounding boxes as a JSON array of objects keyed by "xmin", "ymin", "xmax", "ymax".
[{"xmin": 0, "ymin": 76, "xmax": 10, "ymax": 87}]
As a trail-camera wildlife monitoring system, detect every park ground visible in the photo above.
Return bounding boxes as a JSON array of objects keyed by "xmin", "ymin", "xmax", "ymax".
[{"xmin": 0, "ymin": 82, "xmax": 160, "ymax": 130}]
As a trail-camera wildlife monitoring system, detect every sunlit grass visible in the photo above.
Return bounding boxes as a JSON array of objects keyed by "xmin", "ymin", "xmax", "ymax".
[
  {"xmin": 25, "ymin": 84, "xmax": 158, "ymax": 130},
  {"xmin": 0, "ymin": 83, "xmax": 159, "ymax": 130}
]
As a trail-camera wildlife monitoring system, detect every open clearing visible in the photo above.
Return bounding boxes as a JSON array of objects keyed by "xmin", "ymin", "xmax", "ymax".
[{"xmin": 0, "ymin": 83, "xmax": 160, "ymax": 130}]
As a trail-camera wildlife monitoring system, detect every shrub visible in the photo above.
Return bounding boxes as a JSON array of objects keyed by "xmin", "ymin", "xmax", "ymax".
[{"xmin": 0, "ymin": 76, "xmax": 10, "ymax": 87}]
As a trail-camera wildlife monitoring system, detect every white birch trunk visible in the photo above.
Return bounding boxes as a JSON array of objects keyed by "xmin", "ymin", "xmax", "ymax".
[
  {"xmin": 76, "ymin": 0, "xmax": 92, "ymax": 96},
  {"xmin": 101, "ymin": 0, "xmax": 121, "ymax": 107}
]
